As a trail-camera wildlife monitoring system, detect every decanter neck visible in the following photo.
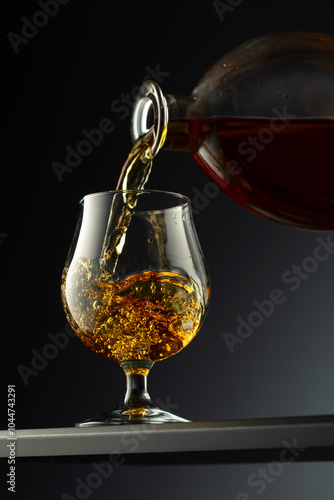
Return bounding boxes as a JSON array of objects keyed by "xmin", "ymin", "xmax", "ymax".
[
  {"xmin": 131, "ymin": 81, "xmax": 196, "ymax": 153},
  {"xmin": 163, "ymin": 94, "xmax": 197, "ymax": 151}
]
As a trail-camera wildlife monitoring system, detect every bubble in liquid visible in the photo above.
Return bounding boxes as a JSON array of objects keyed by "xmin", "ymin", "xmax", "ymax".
[{"xmin": 93, "ymin": 301, "xmax": 103, "ymax": 313}]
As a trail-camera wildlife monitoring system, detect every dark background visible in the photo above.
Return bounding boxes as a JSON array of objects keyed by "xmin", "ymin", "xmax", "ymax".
[{"xmin": 1, "ymin": 0, "xmax": 334, "ymax": 498}]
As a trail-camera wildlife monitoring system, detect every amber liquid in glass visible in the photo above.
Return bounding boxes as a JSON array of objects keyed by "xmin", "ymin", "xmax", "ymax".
[{"xmin": 62, "ymin": 263, "xmax": 204, "ymax": 363}]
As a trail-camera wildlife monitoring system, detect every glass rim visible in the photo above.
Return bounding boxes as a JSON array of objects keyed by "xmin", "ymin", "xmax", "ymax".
[{"xmin": 80, "ymin": 189, "xmax": 191, "ymax": 206}]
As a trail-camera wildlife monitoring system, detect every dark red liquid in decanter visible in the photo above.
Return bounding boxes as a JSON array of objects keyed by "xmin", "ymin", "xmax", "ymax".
[{"xmin": 187, "ymin": 116, "xmax": 334, "ymax": 229}]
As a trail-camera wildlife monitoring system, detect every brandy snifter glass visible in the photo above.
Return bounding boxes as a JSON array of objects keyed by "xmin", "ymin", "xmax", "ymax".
[{"xmin": 61, "ymin": 190, "xmax": 210, "ymax": 425}]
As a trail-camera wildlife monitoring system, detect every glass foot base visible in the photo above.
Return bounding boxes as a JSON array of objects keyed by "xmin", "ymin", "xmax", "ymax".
[{"xmin": 75, "ymin": 403, "xmax": 190, "ymax": 427}]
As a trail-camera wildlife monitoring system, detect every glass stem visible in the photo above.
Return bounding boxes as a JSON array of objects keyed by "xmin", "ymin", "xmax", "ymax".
[{"xmin": 120, "ymin": 360, "xmax": 154, "ymax": 408}]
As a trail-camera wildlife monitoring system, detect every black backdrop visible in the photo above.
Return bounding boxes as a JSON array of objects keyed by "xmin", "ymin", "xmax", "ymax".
[{"xmin": 1, "ymin": 0, "xmax": 334, "ymax": 498}]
